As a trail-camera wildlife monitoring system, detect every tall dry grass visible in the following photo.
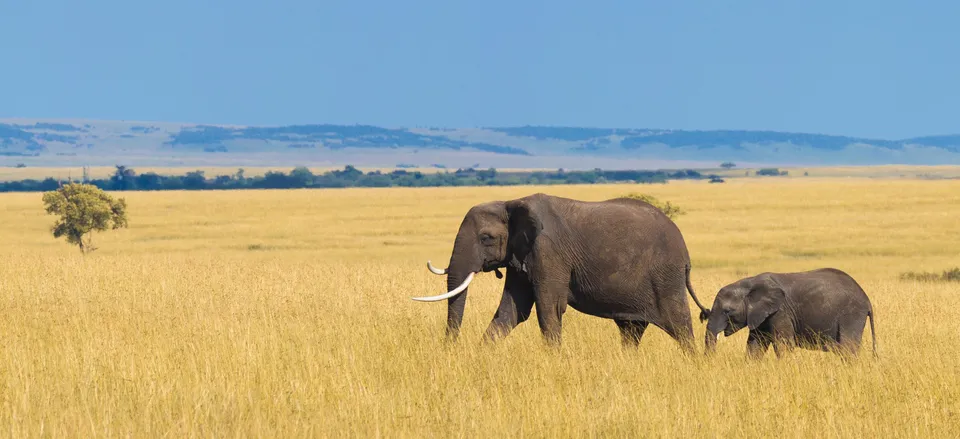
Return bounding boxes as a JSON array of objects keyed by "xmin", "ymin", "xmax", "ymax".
[{"xmin": 0, "ymin": 179, "xmax": 958, "ymax": 437}]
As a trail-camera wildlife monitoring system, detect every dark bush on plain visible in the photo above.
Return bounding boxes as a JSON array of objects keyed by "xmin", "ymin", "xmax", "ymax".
[{"xmin": 900, "ymin": 267, "xmax": 960, "ymax": 282}]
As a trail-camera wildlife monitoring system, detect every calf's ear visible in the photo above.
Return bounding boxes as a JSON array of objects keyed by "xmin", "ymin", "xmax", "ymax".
[{"xmin": 746, "ymin": 276, "xmax": 785, "ymax": 330}]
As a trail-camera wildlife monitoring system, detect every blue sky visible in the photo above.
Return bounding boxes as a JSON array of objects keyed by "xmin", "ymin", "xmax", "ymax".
[{"xmin": 1, "ymin": 0, "xmax": 957, "ymax": 139}]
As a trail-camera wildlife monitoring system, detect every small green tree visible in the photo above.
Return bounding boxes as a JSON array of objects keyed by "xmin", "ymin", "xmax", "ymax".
[
  {"xmin": 720, "ymin": 162, "xmax": 737, "ymax": 169},
  {"xmin": 42, "ymin": 183, "xmax": 129, "ymax": 254},
  {"xmin": 110, "ymin": 165, "xmax": 137, "ymax": 190},
  {"xmin": 289, "ymin": 166, "xmax": 316, "ymax": 186},
  {"xmin": 621, "ymin": 192, "xmax": 685, "ymax": 220}
]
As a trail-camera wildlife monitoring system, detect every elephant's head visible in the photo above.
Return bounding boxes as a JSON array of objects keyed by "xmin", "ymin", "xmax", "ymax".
[
  {"xmin": 412, "ymin": 197, "xmax": 543, "ymax": 339},
  {"xmin": 704, "ymin": 274, "xmax": 785, "ymax": 353}
]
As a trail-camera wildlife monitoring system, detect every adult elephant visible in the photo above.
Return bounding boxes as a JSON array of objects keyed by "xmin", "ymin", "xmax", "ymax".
[
  {"xmin": 412, "ymin": 193, "xmax": 710, "ymax": 352},
  {"xmin": 703, "ymin": 268, "xmax": 877, "ymax": 358}
]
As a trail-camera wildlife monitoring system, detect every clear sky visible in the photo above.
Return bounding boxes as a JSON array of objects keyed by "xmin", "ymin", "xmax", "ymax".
[{"xmin": 1, "ymin": 1, "xmax": 957, "ymax": 139}]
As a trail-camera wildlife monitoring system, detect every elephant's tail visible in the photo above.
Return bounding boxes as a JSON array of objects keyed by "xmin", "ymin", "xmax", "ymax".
[
  {"xmin": 868, "ymin": 308, "xmax": 878, "ymax": 359},
  {"xmin": 684, "ymin": 264, "xmax": 710, "ymax": 322}
]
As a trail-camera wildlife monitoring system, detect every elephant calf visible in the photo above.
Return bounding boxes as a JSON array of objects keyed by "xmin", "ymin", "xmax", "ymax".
[{"xmin": 704, "ymin": 268, "xmax": 877, "ymax": 358}]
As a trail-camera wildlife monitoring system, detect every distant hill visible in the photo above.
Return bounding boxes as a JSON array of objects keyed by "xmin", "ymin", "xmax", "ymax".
[{"xmin": 3, "ymin": 118, "xmax": 960, "ymax": 169}]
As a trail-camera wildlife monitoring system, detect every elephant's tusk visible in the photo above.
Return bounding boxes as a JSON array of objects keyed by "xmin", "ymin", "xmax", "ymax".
[
  {"xmin": 716, "ymin": 333, "xmax": 721, "ymax": 341},
  {"xmin": 412, "ymin": 272, "xmax": 475, "ymax": 302},
  {"xmin": 426, "ymin": 260, "xmax": 447, "ymax": 275}
]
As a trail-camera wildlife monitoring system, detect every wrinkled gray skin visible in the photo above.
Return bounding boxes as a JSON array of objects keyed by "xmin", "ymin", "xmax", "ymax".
[
  {"xmin": 434, "ymin": 193, "xmax": 710, "ymax": 352},
  {"xmin": 704, "ymin": 268, "xmax": 877, "ymax": 358}
]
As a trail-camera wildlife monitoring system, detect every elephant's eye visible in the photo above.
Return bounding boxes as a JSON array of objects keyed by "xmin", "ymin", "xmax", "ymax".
[{"xmin": 479, "ymin": 234, "xmax": 496, "ymax": 246}]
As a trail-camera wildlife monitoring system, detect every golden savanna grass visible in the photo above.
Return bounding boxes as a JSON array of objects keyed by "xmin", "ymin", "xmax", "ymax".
[{"xmin": 1, "ymin": 178, "xmax": 959, "ymax": 437}]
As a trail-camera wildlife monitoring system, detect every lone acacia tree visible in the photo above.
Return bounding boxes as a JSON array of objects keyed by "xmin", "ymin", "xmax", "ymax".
[{"xmin": 42, "ymin": 183, "xmax": 129, "ymax": 254}]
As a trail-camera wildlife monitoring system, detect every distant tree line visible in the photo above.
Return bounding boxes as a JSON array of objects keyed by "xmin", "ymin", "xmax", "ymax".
[
  {"xmin": 0, "ymin": 165, "xmax": 711, "ymax": 192},
  {"xmin": 756, "ymin": 168, "xmax": 789, "ymax": 176}
]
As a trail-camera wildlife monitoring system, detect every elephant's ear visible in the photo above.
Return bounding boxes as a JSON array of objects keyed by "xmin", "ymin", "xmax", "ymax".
[
  {"xmin": 505, "ymin": 198, "xmax": 543, "ymax": 264},
  {"xmin": 746, "ymin": 276, "xmax": 785, "ymax": 330}
]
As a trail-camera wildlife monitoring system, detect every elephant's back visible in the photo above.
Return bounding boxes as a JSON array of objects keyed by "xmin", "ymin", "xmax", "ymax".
[
  {"xmin": 782, "ymin": 269, "xmax": 873, "ymax": 318},
  {"xmin": 794, "ymin": 268, "xmax": 871, "ymax": 301},
  {"xmin": 604, "ymin": 197, "xmax": 679, "ymax": 222},
  {"xmin": 565, "ymin": 199, "xmax": 691, "ymax": 268}
]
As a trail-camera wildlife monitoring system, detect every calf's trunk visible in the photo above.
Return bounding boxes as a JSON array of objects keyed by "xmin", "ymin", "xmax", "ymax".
[{"xmin": 704, "ymin": 311, "xmax": 727, "ymax": 354}]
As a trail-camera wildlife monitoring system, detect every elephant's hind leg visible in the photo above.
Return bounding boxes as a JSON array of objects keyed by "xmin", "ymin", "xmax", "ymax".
[
  {"xmin": 836, "ymin": 316, "xmax": 867, "ymax": 357},
  {"xmin": 658, "ymin": 318, "xmax": 697, "ymax": 355},
  {"xmin": 650, "ymin": 293, "xmax": 697, "ymax": 354},
  {"xmin": 615, "ymin": 320, "xmax": 649, "ymax": 347},
  {"xmin": 647, "ymin": 269, "xmax": 697, "ymax": 354}
]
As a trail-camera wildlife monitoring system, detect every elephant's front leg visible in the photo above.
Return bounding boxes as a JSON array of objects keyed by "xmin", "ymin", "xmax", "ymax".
[
  {"xmin": 533, "ymin": 278, "xmax": 570, "ymax": 347},
  {"xmin": 746, "ymin": 330, "xmax": 772, "ymax": 360},
  {"xmin": 769, "ymin": 317, "xmax": 797, "ymax": 358},
  {"xmin": 445, "ymin": 293, "xmax": 468, "ymax": 341},
  {"xmin": 483, "ymin": 268, "xmax": 534, "ymax": 342}
]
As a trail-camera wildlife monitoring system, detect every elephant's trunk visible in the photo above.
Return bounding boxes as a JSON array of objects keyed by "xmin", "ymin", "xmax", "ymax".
[
  {"xmin": 442, "ymin": 244, "xmax": 483, "ymax": 340},
  {"xmin": 411, "ymin": 233, "xmax": 480, "ymax": 303},
  {"xmin": 443, "ymin": 270, "xmax": 471, "ymax": 340},
  {"xmin": 704, "ymin": 310, "xmax": 727, "ymax": 354},
  {"xmin": 413, "ymin": 220, "xmax": 484, "ymax": 341},
  {"xmin": 410, "ymin": 264, "xmax": 476, "ymax": 339},
  {"xmin": 705, "ymin": 329, "xmax": 720, "ymax": 354}
]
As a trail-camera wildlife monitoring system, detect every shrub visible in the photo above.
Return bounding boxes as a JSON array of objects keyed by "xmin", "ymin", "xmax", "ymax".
[
  {"xmin": 756, "ymin": 168, "xmax": 788, "ymax": 176},
  {"xmin": 900, "ymin": 268, "xmax": 960, "ymax": 282},
  {"xmin": 621, "ymin": 193, "xmax": 685, "ymax": 220}
]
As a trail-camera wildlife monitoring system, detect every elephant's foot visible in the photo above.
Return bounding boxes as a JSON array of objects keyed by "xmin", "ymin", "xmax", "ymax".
[{"xmin": 482, "ymin": 322, "xmax": 514, "ymax": 343}]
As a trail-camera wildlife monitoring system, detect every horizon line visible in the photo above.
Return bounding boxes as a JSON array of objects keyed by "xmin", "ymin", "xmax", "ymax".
[{"xmin": 1, "ymin": 116, "xmax": 957, "ymax": 142}]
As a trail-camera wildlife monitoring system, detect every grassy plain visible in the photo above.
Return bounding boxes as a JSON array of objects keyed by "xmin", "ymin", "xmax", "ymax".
[{"xmin": 0, "ymin": 178, "xmax": 958, "ymax": 437}]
